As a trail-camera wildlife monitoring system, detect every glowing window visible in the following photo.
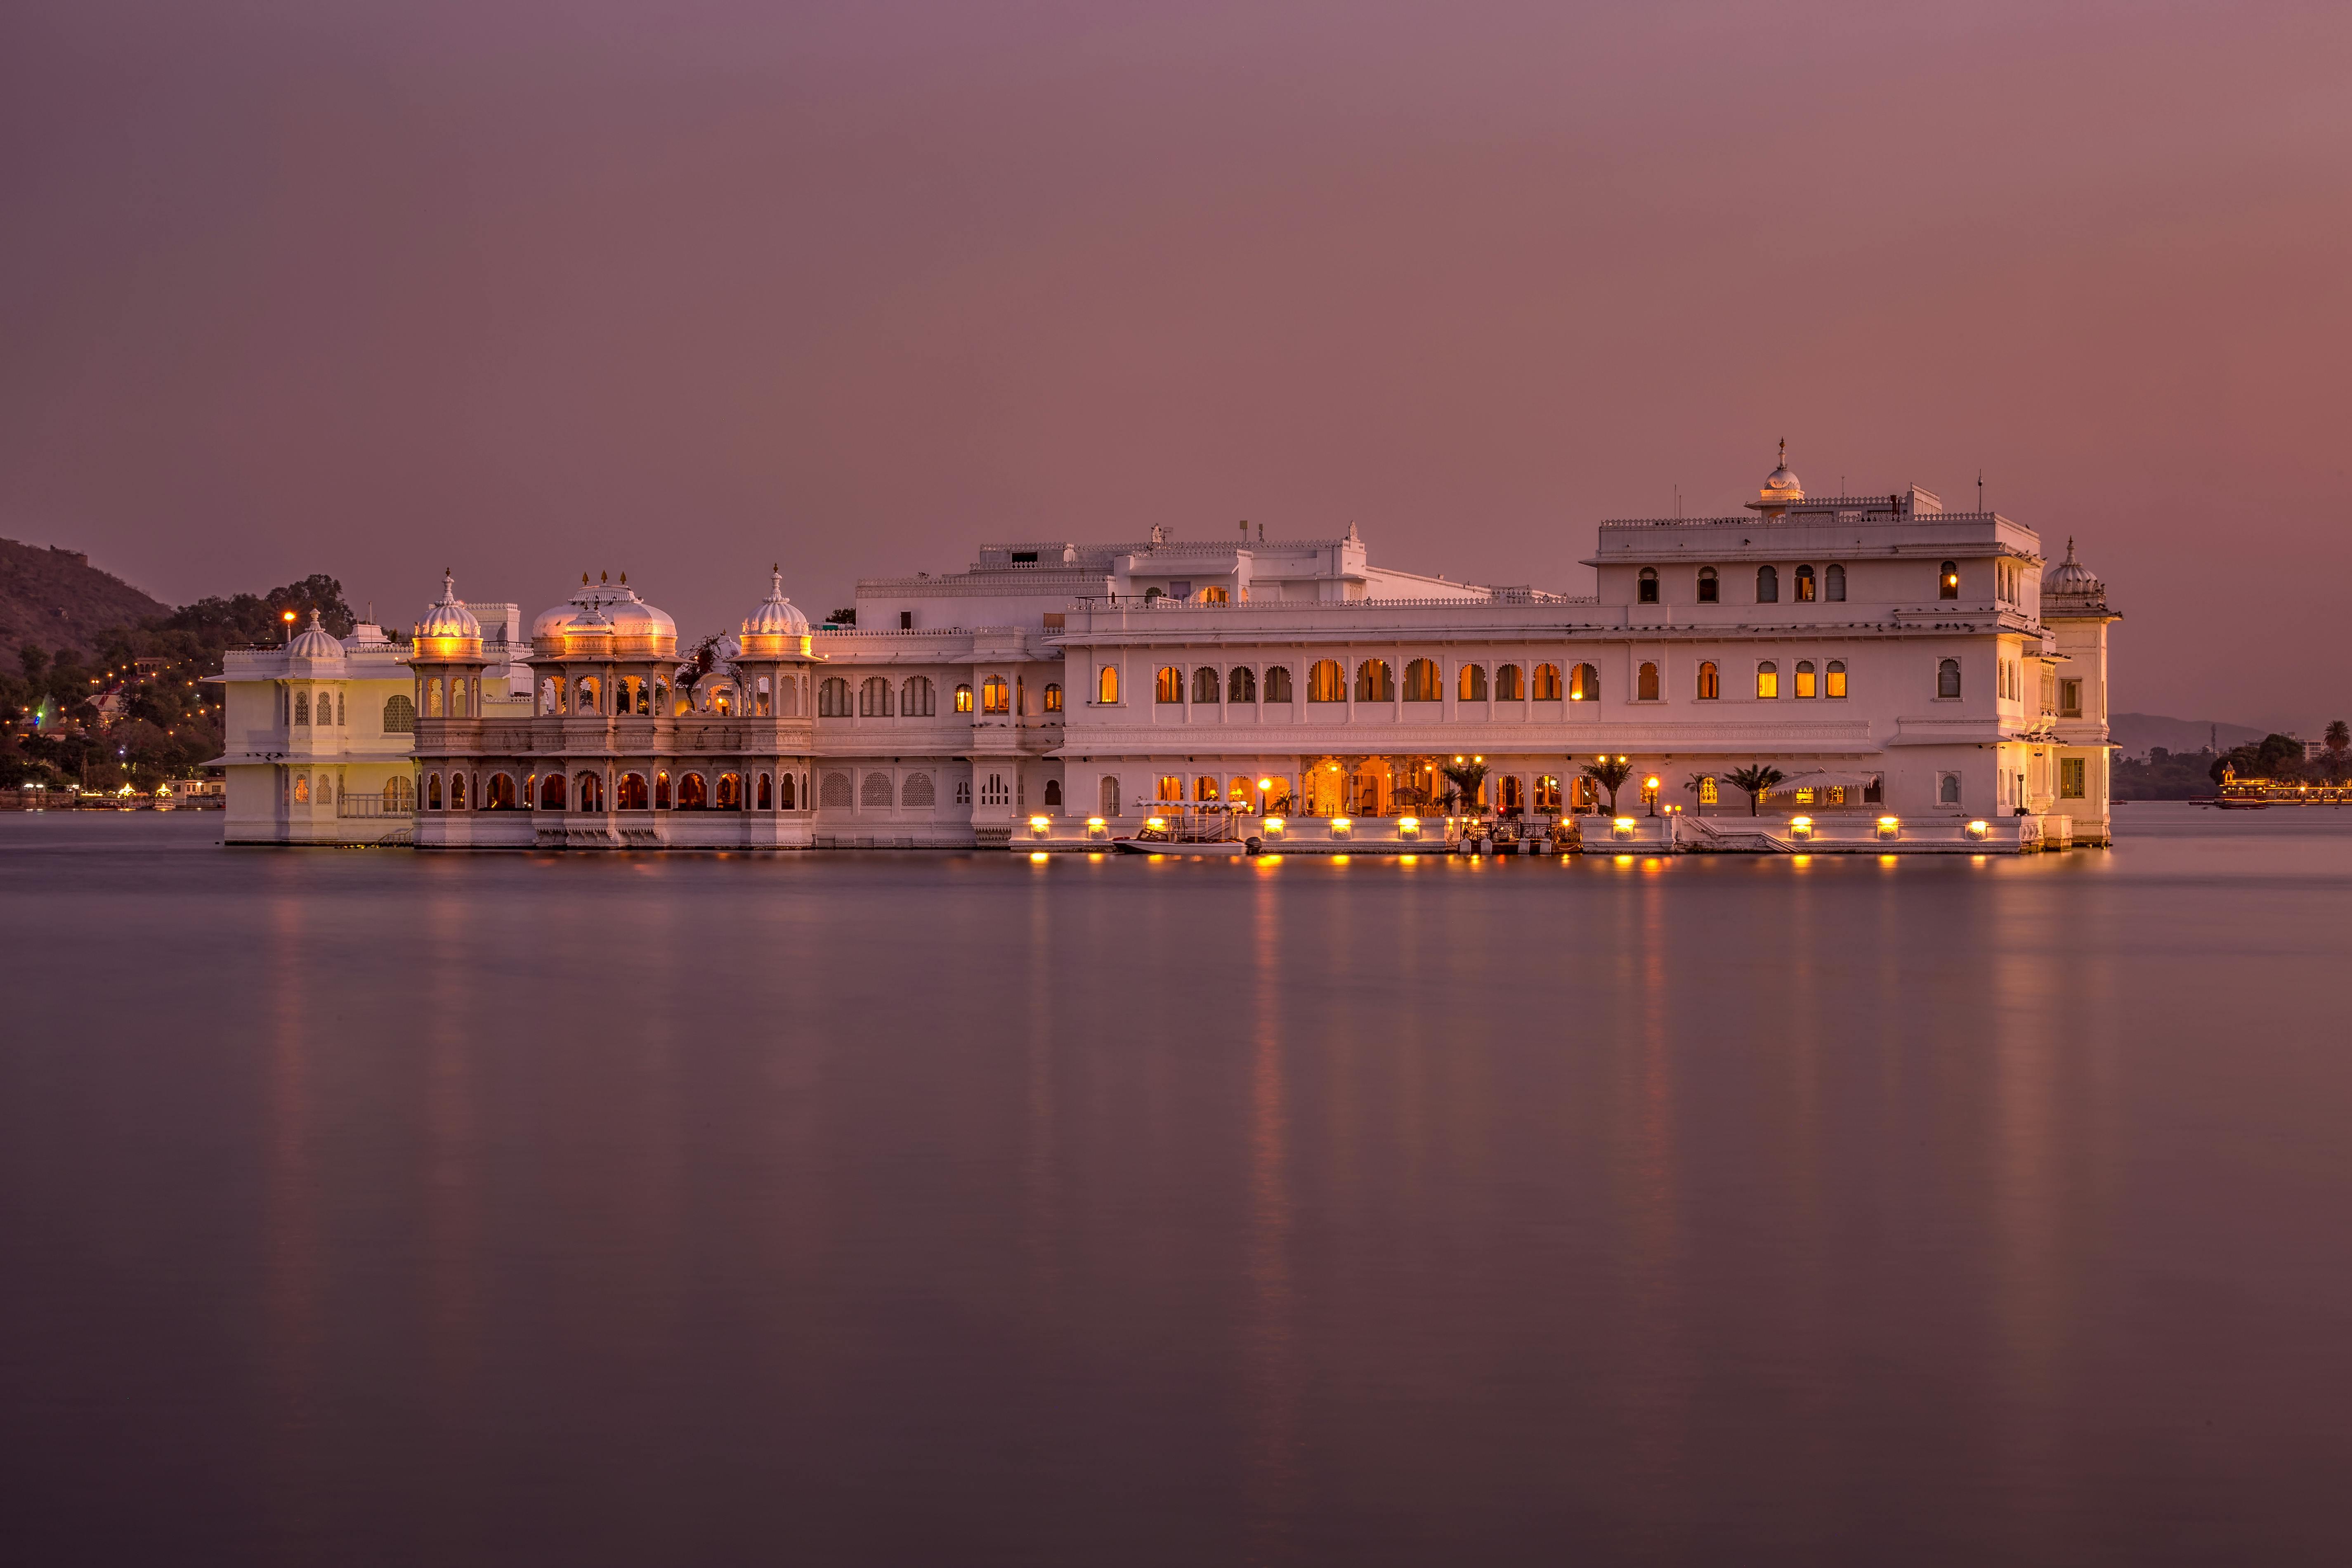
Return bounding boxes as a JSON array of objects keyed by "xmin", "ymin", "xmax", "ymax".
[
  {"xmin": 1939, "ymin": 561, "xmax": 1960, "ymax": 600},
  {"xmin": 1355, "ymin": 660, "xmax": 1393, "ymax": 702},
  {"xmin": 1795, "ymin": 564, "xmax": 1816, "ymax": 602},
  {"xmin": 1531, "ymin": 663, "xmax": 1561, "ymax": 701},
  {"xmin": 1044, "ymin": 682, "xmax": 1062, "ymax": 712},
  {"xmin": 1098, "ymin": 666, "xmax": 1119, "ymax": 704},
  {"xmin": 1697, "ymin": 661, "xmax": 1719, "ymax": 700},
  {"xmin": 1569, "ymin": 663, "xmax": 1599, "ymax": 701},
  {"xmin": 1403, "ymin": 659, "xmax": 1441, "ymax": 702},
  {"xmin": 1157, "ymin": 666, "xmax": 1183, "ymax": 704},
  {"xmin": 1795, "ymin": 660, "xmax": 1817, "ymax": 699},
  {"xmin": 1757, "ymin": 661, "xmax": 1779, "ymax": 699},
  {"xmin": 1459, "ymin": 664, "xmax": 1488, "ymax": 701},
  {"xmin": 1827, "ymin": 660, "xmax": 1847, "ymax": 699},
  {"xmin": 1307, "ymin": 660, "xmax": 1346, "ymax": 702},
  {"xmin": 954, "ymin": 683, "xmax": 973, "ymax": 713},
  {"xmin": 1493, "ymin": 663, "xmax": 1523, "ymax": 701},
  {"xmin": 982, "ymin": 675, "xmax": 1010, "ymax": 713}
]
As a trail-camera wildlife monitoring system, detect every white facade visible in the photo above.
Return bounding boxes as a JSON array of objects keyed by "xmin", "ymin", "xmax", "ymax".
[{"xmin": 218, "ymin": 453, "xmax": 2117, "ymax": 852}]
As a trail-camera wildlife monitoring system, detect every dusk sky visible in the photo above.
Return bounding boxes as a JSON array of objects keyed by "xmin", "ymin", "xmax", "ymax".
[{"xmin": 3, "ymin": 0, "xmax": 2346, "ymax": 727}]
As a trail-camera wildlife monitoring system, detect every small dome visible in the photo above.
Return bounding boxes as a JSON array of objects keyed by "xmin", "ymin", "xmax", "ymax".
[
  {"xmin": 2045, "ymin": 537, "xmax": 2106, "ymax": 597},
  {"xmin": 741, "ymin": 567, "xmax": 811, "ymax": 642},
  {"xmin": 286, "ymin": 609, "xmax": 346, "ymax": 661},
  {"xmin": 532, "ymin": 573, "xmax": 678, "ymax": 652},
  {"xmin": 1764, "ymin": 464, "xmax": 1801, "ymax": 494},
  {"xmin": 418, "ymin": 571, "xmax": 482, "ymax": 640}
]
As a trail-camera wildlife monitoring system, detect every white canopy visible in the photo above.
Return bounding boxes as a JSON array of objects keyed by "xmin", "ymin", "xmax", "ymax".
[{"xmin": 1767, "ymin": 769, "xmax": 1882, "ymax": 793}]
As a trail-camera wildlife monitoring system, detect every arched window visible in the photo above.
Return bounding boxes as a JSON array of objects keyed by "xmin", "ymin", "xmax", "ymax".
[
  {"xmin": 1265, "ymin": 666, "xmax": 1293, "ymax": 703},
  {"xmin": 654, "ymin": 678, "xmax": 670, "ymax": 713},
  {"xmin": 860, "ymin": 676, "xmax": 892, "ymax": 716},
  {"xmin": 819, "ymin": 772, "xmax": 850, "ymax": 808},
  {"xmin": 292, "ymin": 774, "xmax": 310, "ymax": 804},
  {"xmin": 1757, "ymin": 660, "xmax": 1779, "ymax": 699},
  {"xmin": 1098, "ymin": 666, "xmax": 1119, "ymax": 704},
  {"xmin": 1493, "ymin": 663, "xmax": 1523, "ymax": 701},
  {"xmin": 1795, "ymin": 564, "xmax": 1817, "ymax": 602},
  {"xmin": 1044, "ymin": 683, "xmax": 1063, "ymax": 712},
  {"xmin": 1044, "ymin": 778, "xmax": 1063, "ymax": 808},
  {"xmin": 902, "ymin": 676, "xmax": 935, "ymax": 716},
  {"xmin": 336, "ymin": 693, "xmax": 347, "ymax": 725},
  {"xmin": 432, "ymin": 679, "xmax": 451, "ymax": 718},
  {"xmin": 1638, "ymin": 567, "xmax": 1659, "ymax": 604},
  {"xmin": 449, "ymin": 773, "xmax": 465, "ymax": 809},
  {"xmin": 710, "ymin": 685, "xmax": 732, "ymax": 717},
  {"xmin": 953, "ymin": 683, "xmax": 973, "ymax": 713},
  {"xmin": 577, "ymin": 677, "xmax": 600, "ymax": 713},
  {"xmin": 1938, "ymin": 658, "xmax": 1962, "ymax": 698},
  {"xmin": 778, "ymin": 774, "xmax": 795, "ymax": 809},
  {"xmin": 1228, "ymin": 666, "xmax": 1256, "ymax": 704},
  {"xmin": 1531, "ymin": 663, "xmax": 1561, "ymax": 701},
  {"xmin": 1940, "ymin": 774, "xmax": 1962, "ymax": 804},
  {"xmin": 456, "ymin": 680, "xmax": 474, "ymax": 717},
  {"xmin": 1939, "ymin": 561, "xmax": 1960, "ymax": 600},
  {"xmin": 382, "ymin": 695, "xmax": 415, "ymax": 734},
  {"xmin": 716, "ymin": 773, "xmax": 742, "ymax": 809},
  {"xmin": 1757, "ymin": 565, "xmax": 1779, "ymax": 603},
  {"xmin": 979, "ymin": 773, "xmax": 1011, "ymax": 806},
  {"xmin": 383, "ymin": 776, "xmax": 413, "ymax": 812},
  {"xmin": 654, "ymin": 770, "xmax": 671, "ymax": 809},
  {"xmin": 1355, "ymin": 659, "xmax": 1393, "ymax": 702},
  {"xmin": 860, "ymin": 772, "xmax": 892, "ymax": 807},
  {"xmin": 1099, "ymin": 776, "xmax": 1121, "ymax": 817},
  {"xmin": 753, "ymin": 677, "xmax": 771, "ymax": 717},
  {"xmin": 294, "ymin": 691, "xmax": 310, "ymax": 725},
  {"xmin": 486, "ymin": 773, "xmax": 516, "ymax": 810},
  {"xmin": 1403, "ymin": 659, "xmax": 1441, "ymax": 702},
  {"xmin": 619, "ymin": 772, "xmax": 648, "ymax": 810},
  {"xmin": 1157, "ymin": 666, "xmax": 1184, "ymax": 704},
  {"xmin": 1826, "ymin": 659, "xmax": 1847, "ymax": 698},
  {"xmin": 903, "ymin": 773, "xmax": 935, "ymax": 808},
  {"xmin": 758, "ymin": 773, "xmax": 772, "ymax": 810},
  {"xmin": 1157, "ymin": 775, "xmax": 1183, "ymax": 801},
  {"xmin": 819, "ymin": 677, "xmax": 851, "ymax": 716},
  {"xmin": 1499, "ymin": 776, "xmax": 1524, "ymax": 815},
  {"xmin": 1534, "ymin": 775, "xmax": 1561, "ymax": 811},
  {"xmin": 425, "ymin": 773, "xmax": 439, "ymax": 810},
  {"xmin": 1795, "ymin": 659, "xmax": 1817, "ymax": 698},
  {"xmin": 982, "ymin": 675, "xmax": 1010, "ymax": 713},
  {"xmin": 1637, "ymin": 662, "xmax": 1660, "ymax": 701},
  {"xmin": 1459, "ymin": 664, "xmax": 1488, "ymax": 701},
  {"xmin": 1199, "ymin": 585, "xmax": 1229, "ymax": 605},
  {"xmin": 576, "ymin": 772, "xmax": 604, "ymax": 812},
  {"xmin": 1825, "ymin": 564, "xmax": 1846, "ymax": 601},
  {"xmin": 1193, "ymin": 666, "xmax": 1221, "ymax": 704},
  {"xmin": 1697, "ymin": 661, "xmax": 1720, "ymax": 699},
  {"xmin": 1569, "ymin": 663, "xmax": 1599, "ymax": 701},
  {"xmin": 1195, "ymin": 775, "xmax": 1219, "ymax": 802},
  {"xmin": 1698, "ymin": 567, "xmax": 1719, "ymax": 603},
  {"xmin": 1699, "ymin": 777, "xmax": 1719, "ymax": 805},
  {"xmin": 678, "ymin": 773, "xmax": 708, "ymax": 809},
  {"xmin": 539, "ymin": 772, "xmax": 567, "ymax": 810},
  {"xmin": 1307, "ymin": 660, "xmax": 1346, "ymax": 702}
]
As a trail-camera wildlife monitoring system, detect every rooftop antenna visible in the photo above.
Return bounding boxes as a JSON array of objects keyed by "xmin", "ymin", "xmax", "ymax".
[
  {"xmin": 1257, "ymin": 522, "xmax": 1264, "ymax": 542},
  {"xmin": 1978, "ymin": 469, "xmax": 1984, "ymax": 512},
  {"xmin": 1673, "ymin": 483, "xmax": 1681, "ymax": 518}
]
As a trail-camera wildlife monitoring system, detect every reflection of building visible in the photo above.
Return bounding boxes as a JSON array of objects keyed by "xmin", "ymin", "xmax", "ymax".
[{"xmin": 233, "ymin": 449, "xmax": 2123, "ymax": 851}]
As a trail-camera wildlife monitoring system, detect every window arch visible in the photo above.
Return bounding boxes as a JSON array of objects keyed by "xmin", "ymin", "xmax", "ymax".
[
  {"xmin": 1157, "ymin": 666, "xmax": 1184, "ymax": 704},
  {"xmin": 981, "ymin": 675, "xmax": 1010, "ymax": 714},
  {"xmin": 861, "ymin": 772, "xmax": 893, "ymax": 807},
  {"xmin": 860, "ymin": 676, "xmax": 893, "ymax": 716},
  {"xmin": 1193, "ymin": 666, "xmax": 1221, "ymax": 704},
  {"xmin": 1940, "ymin": 773, "xmax": 1962, "ymax": 804},
  {"xmin": 1044, "ymin": 778, "xmax": 1062, "ymax": 808},
  {"xmin": 1757, "ymin": 660, "xmax": 1779, "ymax": 699},
  {"xmin": 819, "ymin": 677, "xmax": 851, "ymax": 716},
  {"xmin": 1043, "ymin": 682, "xmax": 1063, "ymax": 712},
  {"xmin": 619, "ymin": 772, "xmax": 648, "ymax": 810},
  {"xmin": 1459, "ymin": 664, "xmax": 1488, "ymax": 701},
  {"xmin": 1795, "ymin": 564, "xmax": 1817, "ymax": 602},
  {"xmin": 379, "ymin": 694, "xmax": 414, "ymax": 734},
  {"xmin": 1939, "ymin": 561, "xmax": 1960, "ymax": 600},
  {"xmin": 1195, "ymin": 775, "xmax": 1220, "ymax": 803},
  {"xmin": 654, "ymin": 770, "xmax": 671, "ymax": 809},
  {"xmin": 1638, "ymin": 566, "xmax": 1659, "ymax": 604},
  {"xmin": 1403, "ymin": 659, "xmax": 1441, "ymax": 702},
  {"xmin": 539, "ymin": 772, "xmax": 567, "ymax": 810},
  {"xmin": 1637, "ymin": 661, "xmax": 1660, "ymax": 701},
  {"xmin": 425, "ymin": 772, "xmax": 441, "ymax": 810},
  {"xmin": 751, "ymin": 677, "xmax": 770, "ymax": 717},
  {"xmin": 654, "ymin": 678, "xmax": 671, "ymax": 713},
  {"xmin": 1264, "ymin": 666, "xmax": 1293, "ymax": 703},
  {"xmin": 678, "ymin": 772, "xmax": 708, "ymax": 809},
  {"xmin": 1699, "ymin": 776, "xmax": 1719, "ymax": 805},
  {"xmin": 1228, "ymin": 666, "xmax": 1256, "ymax": 704},
  {"xmin": 819, "ymin": 772, "xmax": 851, "ymax": 808},
  {"xmin": 486, "ymin": 772, "xmax": 516, "ymax": 810},
  {"xmin": 778, "ymin": 773, "xmax": 795, "ymax": 809},
  {"xmin": 953, "ymin": 683, "xmax": 973, "ymax": 713},
  {"xmin": 1568, "ymin": 663, "xmax": 1599, "ymax": 701},
  {"xmin": 383, "ymin": 776, "xmax": 413, "ymax": 812},
  {"xmin": 1307, "ymin": 660, "xmax": 1346, "ymax": 702},
  {"xmin": 449, "ymin": 773, "xmax": 465, "ymax": 809},
  {"xmin": 1098, "ymin": 666, "xmax": 1119, "ymax": 704},
  {"xmin": 1757, "ymin": 565, "xmax": 1779, "ymax": 603},
  {"xmin": 576, "ymin": 676, "xmax": 600, "ymax": 713},
  {"xmin": 903, "ymin": 772, "xmax": 935, "ymax": 808},
  {"xmin": 294, "ymin": 691, "xmax": 310, "ymax": 725},
  {"xmin": 1826, "ymin": 659, "xmax": 1847, "ymax": 698},
  {"xmin": 1355, "ymin": 659, "xmax": 1393, "ymax": 702},
  {"xmin": 1493, "ymin": 663, "xmax": 1523, "ymax": 701},
  {"xmin": 715, "ymin": 773, "xmax": 741, "ymax": 809},
  {"xmin": 1531, "ymin": 663, "xmax": 1561, "ymax": 701},
  {"xmin": 1825, "ymin": 564, "xmax": 1846, "ymax": 601},
  {"xmin": 1099, "ymin": 776, "xmax": 1121, "ymax": 816},
  {"xmin": 576, "ymin": 772, "xmax": 603, "ymax": 812},
  {"xmin": 757, "ymin": 773, "xmax": 772, "ymax": 810},
  {"xmin": 902, "ymin": 676, "xmax": 935, "ymax": 716},
  {"xmin": 1938, "ymin": 657, "xmax": 1962, "ymax": 698},
  {"xmin": 1795, "ymin": 659, "xmax": 1817, "ymax": 699},
  {"xmin": 1697, "ymin": 567, "xmax": 1719, "ymax": 604},
  {"xmin": 1697, "ymin": 661, "xmax": 1720, "ymax": 699}
]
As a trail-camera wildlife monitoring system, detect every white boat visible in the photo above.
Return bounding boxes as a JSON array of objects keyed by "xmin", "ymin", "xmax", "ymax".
[{"xmin": 1111, "ymin": 806, "xmax": 1262, "ymax": 855}]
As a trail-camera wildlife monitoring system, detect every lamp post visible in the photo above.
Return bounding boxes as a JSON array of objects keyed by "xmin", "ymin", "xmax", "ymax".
[{"xmin": 1644, "ymin": 775, "xmax": 1661, "ymax": 817}]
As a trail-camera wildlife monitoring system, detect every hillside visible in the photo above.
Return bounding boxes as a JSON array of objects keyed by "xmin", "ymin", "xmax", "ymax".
[
  {"xmin": 2109, "ymin": 713, "xmax": 2265, "ymax": 760},
  {"xmin": 0, "ymin": 538, "xmax": 170, "ymax": 664}
]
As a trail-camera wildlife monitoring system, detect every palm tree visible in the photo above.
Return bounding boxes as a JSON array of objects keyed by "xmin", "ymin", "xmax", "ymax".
[
  {"xmin": 1440, "ymin": 756, "xmax": 1489, "ymax": 815},
  {"xmin": 1581, "ymin": 755, "xmax": 1636, "ymax": 814},
  {"xmin": 1684, "ymin": 772, "xmax": 1716, "ymax": 816},
  {"xmin": 1723, "ymin": 763, "xmax": 1784, "ymax": 816},
  {"xmin": 2328, "ymin": 719, "xmax": 2349, "ymax": 753}
]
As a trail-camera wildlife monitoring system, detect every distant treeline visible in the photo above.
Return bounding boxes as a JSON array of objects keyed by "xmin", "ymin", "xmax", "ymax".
[{"xmin": 2116, "ymin": 727, "xmax": 2351, "ymax": 799}]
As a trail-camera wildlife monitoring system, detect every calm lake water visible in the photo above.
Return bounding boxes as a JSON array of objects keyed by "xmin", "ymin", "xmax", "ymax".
[{"xmin": 5, "ymin": 805, "xmax": 2351, "ymax": 1565}]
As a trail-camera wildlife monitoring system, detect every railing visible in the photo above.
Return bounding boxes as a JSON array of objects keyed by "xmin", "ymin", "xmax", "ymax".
[
  {"xmin": 1067, "ymin": 593, "xmax": 1597, "ymax": 612},
  {"xmin": 338, "ymin": 797, "xmax": 413, "ymax": 818}
]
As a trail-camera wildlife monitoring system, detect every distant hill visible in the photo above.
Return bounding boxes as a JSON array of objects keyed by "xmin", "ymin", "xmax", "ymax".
[
  {"xmin": 2110, "ymin": 712, "xmax": 2265, "ymax": 759},
  {"xmin": 0, "ymin": 538, "xmax": 170, "ymax": 664}
]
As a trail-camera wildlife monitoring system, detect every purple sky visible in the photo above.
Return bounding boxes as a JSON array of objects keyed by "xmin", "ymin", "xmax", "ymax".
[{"xmin": 4, "ymin": 1, "xmax": 2347, "ymax": 727}]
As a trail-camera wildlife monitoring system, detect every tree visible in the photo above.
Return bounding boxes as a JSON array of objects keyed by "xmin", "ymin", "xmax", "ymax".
[
  {"xmin": 2210, "ymin": 733, "xmax": 2307, "ymax": 786},
  {"xmin": 827, "ymin": 607, "xmax": 857, "ymax": 627},
  {"xmin": 1684, "ymin": 772, "xmax": 1715, "ymax": 815},
  {"xmin": 1440, "ymin": 756, "xmax": 1489, "ymax": 815},
  {"xmin": 1724, "ymin": 762, "xmax": 1785, "ymax": 816},
  {"xmin": 1581, "ymin": 755, "xmax": 1636, "ymax": 814},
  {"xmin": 2328, "ymin": 720, "xmax": 2349, "ymax": 753}
]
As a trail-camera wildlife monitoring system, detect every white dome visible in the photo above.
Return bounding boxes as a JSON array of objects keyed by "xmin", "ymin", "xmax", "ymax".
[
  {"xmin": 418, "ymin": 571, "xmax": 482, "ymax": 640},
  {"xmin": 532, "ymin": 574, "xmax": 678, "ymax": 651},
  {"xmin": 2046, "ymin": 537, "xmax": 2105, "ymax": 596},
  {"xmin": 286, "ymin": 609, "xmax": 346, "ymax": 661},
  {"xmin": 1756, "ymin": 439, "xmax": 1804, "ymax": 503},
  {"xmin": 741, "ymin": 567, "xmax": 811, "ymax": 638},
  {"xmin": 1764, "ymin": 464, "xmax": 1801, "ymax": 493}
]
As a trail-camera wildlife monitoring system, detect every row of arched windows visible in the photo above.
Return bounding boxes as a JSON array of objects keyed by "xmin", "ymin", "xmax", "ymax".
[
  {"xmin": 1640, "ymin": 564, "xmax": 1851, "ymax": 604},
  {"xmin": 422, "ymin": 768, "xmax": 808, "ymax": 812},
  {"xmin": 286, "ymin": 689, "xmax": 346, "ymax": 726},
  {"xmin": 816, "ymin": 675, "xmax": 1063, "ymax": 719},
  {"xmin": 1139, "ymin": 660, "xmax": 1603, "ymax": 705}
]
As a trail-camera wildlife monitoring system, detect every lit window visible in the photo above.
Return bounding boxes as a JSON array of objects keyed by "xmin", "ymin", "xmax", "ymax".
[
  {"xmin": 1697, "ymin": 661, "xmax": 1719, "ymax": 700},
  {"xmin": 1826, "ymin": 660, "xmax": 1847, "ymax": 699},
  {"xmin": 1531, "ymin": 663, "xmax": 1561, "ymax": 700},
  {"xmin": 1044, "ymin": 682, "xmax": 1063, "ymax": 713},
  {"xmin": 1940, "ymin": 561, "xmax": 1960, "ymax": 600},
  {"xmin": 1699, "ymin": 777, "xmax": 1719, "ymax": 805},
  {"xmin": 1098, "ymin": 666, "xmax": 1118, "ymax": 704},
  {"xmin": 1459, "ymin": 664, "xmax": 1488, "ymax": 702},
  {"xmin": 1569, "ymin": 663, "xmax": 1599, "ymax": 701},
  {"xmin": 1795, "ymin": 660, "xmax": 1816, "ymax": 699},
  {"xmin": 1403, "ymin": 659, "xmax": 1441, "ymax": 701},
  {"xmin": 1795, "ymin": 564, "xmax": 1816, "ymax": 602},
  {"xmin": 1307, "ymin": 660, "xmax": 1345, "ymax": 702},
  {"xmin": 2060, "ymin": 757, "xmax": 2087, "ymax": 798},
  {"xmin": 982, "ymin": 675, "xmax": 1010, "ymax": 713},
  {"xmin": 1756, "ymin": 660, "xmax": 1778, "ymax": 699},
  {"xmin": 954, "ymin": 683, "xmax": 974, "ymax": 713},
  {"xmin": 1157, "ymin": 666, "xmax": 1183, "ymax": 704},
  {"xmin": 1157, "ymin": 775, "xmax": 1183, "ymax": 801}
]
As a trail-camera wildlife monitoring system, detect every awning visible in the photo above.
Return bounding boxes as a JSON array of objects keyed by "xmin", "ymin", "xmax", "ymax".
[{"xmin": 1767, "ymin": 769, "xmax": 1882, "ymax": 794}]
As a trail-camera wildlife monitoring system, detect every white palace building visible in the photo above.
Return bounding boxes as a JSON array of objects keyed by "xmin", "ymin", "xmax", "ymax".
[{"xmin": 213, "ymin": 452, "xmax": 2118, "ymax": 853}]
